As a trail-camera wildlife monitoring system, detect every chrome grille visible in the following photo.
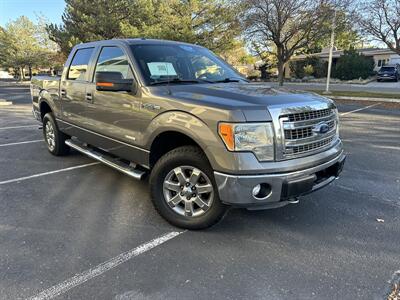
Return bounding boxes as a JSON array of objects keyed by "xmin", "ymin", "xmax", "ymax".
[
  {"xmin": 284, "ymin": 119, "xmax": 335, "ymax": 140},
  {"xmin": 280, "ymin": 108, "xmax": 338, "ymax": 158},
  {"xmin": 291, "ymin": 136, "xmax": 335, "ymax": 154},
  {"xmin": 282, "ymin": 108, "xmax": 332, "ymax": 122}
]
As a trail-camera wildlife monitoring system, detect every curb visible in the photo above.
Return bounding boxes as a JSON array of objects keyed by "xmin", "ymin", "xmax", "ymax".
[
  {"xmin": 328, "ymin": 95, "xmax": 400, "ymax": 103},
  {"xmin": 0, "ymin": 99, "xmax": 13, "ymax": 106}
]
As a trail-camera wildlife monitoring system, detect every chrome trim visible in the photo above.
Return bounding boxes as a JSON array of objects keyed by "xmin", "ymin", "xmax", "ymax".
[
  {"xmin": 284, "ymin": 130, "xmax": 336, "ymax": 146},
  {"xmin": 268, "ymin": 100, "xmax": 337, "ymax": 161},
  {"xmin": 65, "ymin": 139, "xmax": 146, "ymax": 179},
  {"xmin": 57, "ymin": 118, "xmax": 150, "ymax": 153},
  {"xmin": 282, "ymin": 114, "xmax": 335, "ymax": 129},
  {"xmin": 284, "ymin": 137, "xmax": 339, "ymax": 157}
]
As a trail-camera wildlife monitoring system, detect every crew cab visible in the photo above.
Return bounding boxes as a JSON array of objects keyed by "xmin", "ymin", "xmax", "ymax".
[{"xmin": 31, "ymin": 39, "xmax": 346, "ymax": 229}]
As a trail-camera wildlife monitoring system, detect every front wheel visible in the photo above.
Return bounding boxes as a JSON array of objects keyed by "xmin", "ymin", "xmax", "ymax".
[{"xmin": 149, "ymin": 146, "xmax": 227, "ymax": 229}]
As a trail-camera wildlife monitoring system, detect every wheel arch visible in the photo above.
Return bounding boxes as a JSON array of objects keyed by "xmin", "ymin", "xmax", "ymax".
[
  {"xmin": 146, "ymin": 111, "xmax": 225, "ymax": 170},
  {"xmin": 39, "ymin": 100, "xmax": 52, "ymax": 121}
]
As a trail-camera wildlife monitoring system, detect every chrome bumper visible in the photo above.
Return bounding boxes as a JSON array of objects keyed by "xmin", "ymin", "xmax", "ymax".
[{"xmin": 214, "ymin": 151, "xmax": 346, "ymax": 210}]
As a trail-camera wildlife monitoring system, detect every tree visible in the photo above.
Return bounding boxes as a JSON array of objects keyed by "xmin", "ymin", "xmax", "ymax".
[
  {"xmin": 46, "ymin": 0, "xmax": 134, "ymax": 55},
  {"xmin": 332, "ymin": 48, "xmax": 374, "ymax": 80},
  {"xmin": 0, "ymin": 16, "xmax": 58, "ymax": 80},
  {"xmin": 306, "ymin": 8, "xmax": 363, "ymax": 53},
  {"xmin": 357, "ymin": 0, "xmax": 400, "ymax": 55},
  {"xmin": 47, "ymin": 0, "xmax": 242, "ymax": 56},
  {"xmin": 243, "ymin": 0, "xmax": 332, "ymax": 85}
]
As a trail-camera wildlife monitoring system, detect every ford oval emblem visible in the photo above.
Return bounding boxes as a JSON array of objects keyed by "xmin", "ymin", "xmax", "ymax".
[{"xmin": 312, "ymin": 122, "xmax": 330, "ymax": 134}]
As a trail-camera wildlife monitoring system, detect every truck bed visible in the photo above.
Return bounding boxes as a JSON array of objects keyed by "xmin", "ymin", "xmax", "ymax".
[{"xmin": 31, "ymin": 75, "xmax": 61, "ymax": 118}]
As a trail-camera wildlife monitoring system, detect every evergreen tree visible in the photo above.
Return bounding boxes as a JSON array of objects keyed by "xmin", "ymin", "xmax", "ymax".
[{"xmin": 47, "ymin": 0, "xmax": 242, "ymax": 55}]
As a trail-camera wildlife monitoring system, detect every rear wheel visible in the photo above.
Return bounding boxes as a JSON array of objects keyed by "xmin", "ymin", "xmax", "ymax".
[
  {"xmin": 43, "ymin": 113, "xmax": 70, "ymax": 156},
  {"xmin": 150, "ymin": 146, "xmax": 227, "ymax": 229}
]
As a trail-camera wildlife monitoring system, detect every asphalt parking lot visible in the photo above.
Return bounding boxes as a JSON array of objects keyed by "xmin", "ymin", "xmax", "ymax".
[{"xmin": 0, "ymin": 84, "xmax": 399, "ymax": 299}]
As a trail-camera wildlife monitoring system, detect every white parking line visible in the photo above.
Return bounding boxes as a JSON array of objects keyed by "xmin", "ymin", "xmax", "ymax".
[
  {"xmin": 0, "ymin": 162, "xmax": 100, "ymax": 185},
  {"xmin": 0, "ymin": 139, "xmax": 43, "ymax": 147},
  {"xmin": 340, "ymin": 103, "xmax": 381, "ymax": 116},
  {"xmin": 28, "ymin": 231, "xmax": 184, "ymax": 300},
  {"xmin": 0, "ymin": 124, "xmax": 39, "ymax": 130}
]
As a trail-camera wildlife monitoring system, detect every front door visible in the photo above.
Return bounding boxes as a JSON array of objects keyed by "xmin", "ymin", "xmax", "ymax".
[{"xmin": 83, "ymin": 46, "xmax": 150, "ymax": 165}]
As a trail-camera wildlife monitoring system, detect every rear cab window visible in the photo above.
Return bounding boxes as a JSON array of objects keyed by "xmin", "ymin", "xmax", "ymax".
[{"xmin": 67, "ymin": 48, "xmax": 95, "ymax": 80}]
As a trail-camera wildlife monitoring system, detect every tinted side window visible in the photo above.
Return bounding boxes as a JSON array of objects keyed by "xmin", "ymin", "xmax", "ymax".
[
  {"xmin": 95, "ymin": 47, "xmax": 133, "ymax": 79},
  {"xmin": 68, "ymin": 48, "xmax": 94, "ymax": 80}
]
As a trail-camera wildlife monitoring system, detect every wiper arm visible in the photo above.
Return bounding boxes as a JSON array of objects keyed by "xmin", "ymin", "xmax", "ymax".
[
  {"xmin": 149, "ymin": 78, "xmax": 207, "ymax": 85},
  {"xmin": 211, "ymin": 77, "xmax": 248, "ymax": 83}
]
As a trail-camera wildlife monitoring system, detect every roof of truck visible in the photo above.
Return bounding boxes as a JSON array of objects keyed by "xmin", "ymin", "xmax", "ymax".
[{"xmin": 74, "ymin": 38, "xmax": 202, "ymax": 48}]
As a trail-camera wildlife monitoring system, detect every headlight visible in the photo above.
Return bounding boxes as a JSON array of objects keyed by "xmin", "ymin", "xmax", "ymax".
[{"xmin": 218, "ymin": 122, "xmax": 274, "ymax": 161}]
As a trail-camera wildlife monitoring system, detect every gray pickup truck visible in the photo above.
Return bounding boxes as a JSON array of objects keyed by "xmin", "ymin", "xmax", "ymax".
[{"xmin": 31, "ymin": 38, "xmax": 345, "ymax": 229}]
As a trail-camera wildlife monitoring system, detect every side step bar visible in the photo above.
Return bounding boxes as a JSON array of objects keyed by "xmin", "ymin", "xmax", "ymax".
[{"xmin": 65, "ymin": 139, "xmax": 146, "ymax": 180}]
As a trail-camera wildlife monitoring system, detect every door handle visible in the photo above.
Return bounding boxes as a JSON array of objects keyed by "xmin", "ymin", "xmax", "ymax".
[
  {"xmin": 60, "ymin": 89, "xmax": 66, "ymax": 97},
  {"xmin": 85, "ymin": 93, "xmax": 93, "ymax": 102}
]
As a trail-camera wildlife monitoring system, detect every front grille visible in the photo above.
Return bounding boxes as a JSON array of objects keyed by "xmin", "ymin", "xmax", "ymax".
[
  {"xmin": 280, "ymin": 108, "xmax": 337, "ymax": 158},
  {"xmin": 291, "ymin": 136, "xmax": 335, "ymax": 154},
  {"xmin": 282, "ymin": 108, "xmax": 331, "ymax": 122},
  {"xmin": 284, "ymin": 119, "xmax": 335, "ymax": 140}
]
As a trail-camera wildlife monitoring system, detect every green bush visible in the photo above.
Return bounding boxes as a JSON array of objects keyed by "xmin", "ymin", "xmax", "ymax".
[
  {"xmin": 289, "ymin": 57, "xmax": 327, "ymax": 78},
  {"xmin": 303, "ymin": 64, "xmax": 314, "ymax": 76},
  {"xmin": 332, "ymin": 49, "xmax": 374, "ymax": 80}
]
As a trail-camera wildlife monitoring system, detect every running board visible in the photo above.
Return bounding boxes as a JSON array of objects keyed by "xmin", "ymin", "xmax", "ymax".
[{"xmin": 65, "ymin": 139, "xmax": 146, "ymax": 180}]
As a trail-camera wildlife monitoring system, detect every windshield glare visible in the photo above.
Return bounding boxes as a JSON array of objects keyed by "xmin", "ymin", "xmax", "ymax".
[
  {"xmin": 130, "ymin": 44, "xmax": 244, "ymax": 85},
  {"xmin": 380, "ymin": 67, "xmax": 395, "ymax": 72}
]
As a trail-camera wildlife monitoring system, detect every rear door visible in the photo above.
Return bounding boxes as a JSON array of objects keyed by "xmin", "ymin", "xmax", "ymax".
[{"xmin": 60, "ymin": 47, "xmax": 96, "ymax": 127}]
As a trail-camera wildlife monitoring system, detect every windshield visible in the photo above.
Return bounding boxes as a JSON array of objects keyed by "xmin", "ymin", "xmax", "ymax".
[
  {"xmin": 130, "ymin": 44, "xmax": 245, "ymax": 85},
  {"xmin": 380, "ymin": 67, "xmax": 395, "ymax": 72}
]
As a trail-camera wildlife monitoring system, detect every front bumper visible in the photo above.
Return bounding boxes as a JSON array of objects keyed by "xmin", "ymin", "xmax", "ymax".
[
  {"xmin": 214, "ymin": 151, "xmax": 346, "ymax": 210},
  {"xmin": 378, "ymin": 75, "xmax": 396, "ymax": 80}
]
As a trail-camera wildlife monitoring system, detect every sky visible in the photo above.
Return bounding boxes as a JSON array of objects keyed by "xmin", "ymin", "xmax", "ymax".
[{"xmin": 0, "ymin": 0, "xmax": 65, "ymax": 26}]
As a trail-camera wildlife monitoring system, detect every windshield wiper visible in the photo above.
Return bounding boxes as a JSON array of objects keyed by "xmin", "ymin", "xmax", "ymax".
[
  {"xmin": 211, "ymin": 77, "xmax": 248, "ymax": 83},
  {"xmin": 149, "ymin": 78, "xmax": 207, "ymax": 85}
]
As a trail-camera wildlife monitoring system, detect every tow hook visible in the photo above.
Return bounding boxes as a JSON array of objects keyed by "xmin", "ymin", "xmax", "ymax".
[{"xmin": 288, "ymin": 198, "xmax": 299, "ymax": 204}]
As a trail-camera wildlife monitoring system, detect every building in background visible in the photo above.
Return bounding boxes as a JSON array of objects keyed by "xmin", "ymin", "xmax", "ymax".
[{"xmin": 286, "ymin": 47, "xmax": 400, "ymax": 78}]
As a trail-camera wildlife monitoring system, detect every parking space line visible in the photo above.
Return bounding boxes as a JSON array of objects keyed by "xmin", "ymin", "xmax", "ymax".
[
  {"xmin": 28, "ymin": 231, "xmax": 184, "ymax": 300},
  {"xmin": 0, "ymin": 139, "xmax": 43, "ymax": 147},
  {"xmin": 340, "ymin": 103, "xmax": 381, "ymax": 116},
  {"xmin": 0, "ymin": 162, "xmax": 100, "ymax": 185},
  {"xmin": 0, "ymin": 124, "xmax": 39, "ymax": 130}
]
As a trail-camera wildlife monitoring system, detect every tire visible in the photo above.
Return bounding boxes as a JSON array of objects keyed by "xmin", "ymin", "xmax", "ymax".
[
  {"xmin": 150, "ymin": 146, "xmax": 227, "ymax": 229},
  {"xmin": 43, "ymin": 113, "xmax": 70, "ymax": 156}
]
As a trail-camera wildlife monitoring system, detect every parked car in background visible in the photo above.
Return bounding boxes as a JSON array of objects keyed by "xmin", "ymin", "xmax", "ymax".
[
  {"xmin": 377, "ymin": 64, "xmax": 400, "ymax": 82},
  {"xmin": 31, "ymin": 39, "xmax": 345, "ymax": 229}
]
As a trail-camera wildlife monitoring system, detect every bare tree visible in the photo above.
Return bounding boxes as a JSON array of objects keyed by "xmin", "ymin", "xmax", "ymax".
[
  {"xmin": 244, "ymin": 0, "xmax": 331, "ymax": 85},
  {"xmin": 358, "ymin": 0, "xmax": 400, "ymax": 55}
]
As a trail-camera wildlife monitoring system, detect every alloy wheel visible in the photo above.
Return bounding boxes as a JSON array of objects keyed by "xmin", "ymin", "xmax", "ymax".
[
  {"xmin": 45, "ymin": 121, "xmax": 55, "ymax": 151},
  {"xmin": 163, "ymin": 166, "xmax": 214, "ymax": 217}
]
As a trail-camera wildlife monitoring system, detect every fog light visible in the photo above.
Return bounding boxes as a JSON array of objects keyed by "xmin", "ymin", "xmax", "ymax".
[
  {"xmin": 252, "ymin": 184, "xmax": 261, "ymax": 197},
  {"xmin": 252, "ymin": 183, "xmax": 272, "ymax": 199}
]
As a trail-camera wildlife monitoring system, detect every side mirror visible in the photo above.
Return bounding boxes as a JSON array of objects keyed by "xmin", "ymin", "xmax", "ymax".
[{"xmin": 95, "ymin": 71, "xmax": 134, "ymax": 92}]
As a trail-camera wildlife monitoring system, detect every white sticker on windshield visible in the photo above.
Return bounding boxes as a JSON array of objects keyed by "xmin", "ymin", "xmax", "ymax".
[{"xmin": 147, "ymin": 62, "xmax": 177, "ymax": 76}]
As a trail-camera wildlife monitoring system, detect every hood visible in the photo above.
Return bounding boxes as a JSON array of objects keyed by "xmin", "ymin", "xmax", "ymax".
[{"xmin": 149, "ymin": 82, "xmax": 333, "ymax": 110}]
